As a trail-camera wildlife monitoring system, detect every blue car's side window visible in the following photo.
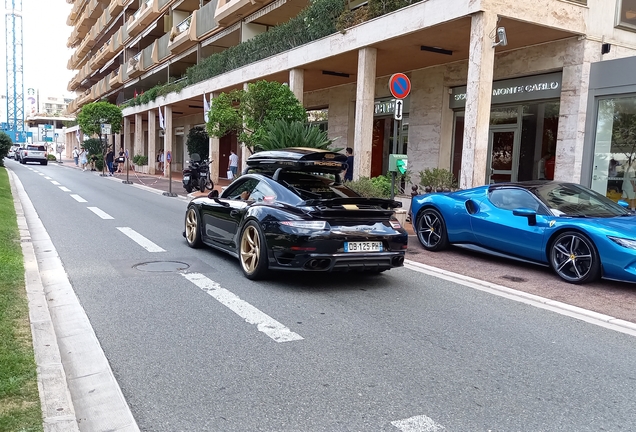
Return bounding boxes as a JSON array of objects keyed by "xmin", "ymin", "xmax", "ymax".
[{"xmin": 489, "ymin": 189, "xmax": 540, "ymax": 212}]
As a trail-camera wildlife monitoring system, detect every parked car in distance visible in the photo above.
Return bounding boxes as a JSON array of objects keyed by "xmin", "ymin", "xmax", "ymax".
[
  {"xmin": 184, "ymin": 148, "xmax": 408, "ymax": 280},
  {"xmin": 411, "ymin": 180, "xmax": 636, "ymax": 284},
  {"xmin": 19, "ymin": 144, "xmax": 48, "ymax": 165},
  {"xmin": 8, "ymin": 144, "xmax": 20, "ymax": 159}
]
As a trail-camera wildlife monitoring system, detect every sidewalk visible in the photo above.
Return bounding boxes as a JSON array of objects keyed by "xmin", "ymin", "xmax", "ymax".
[{"xmin": 56, "ymin": 156, "xmax": 232, "ymax": 197}]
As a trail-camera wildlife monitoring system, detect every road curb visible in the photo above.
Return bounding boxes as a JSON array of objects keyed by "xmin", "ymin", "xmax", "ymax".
[
  {"xmin": 404, "ymin": 259, "xmax": 636, "ymax": 337},
  {"xmin": 8, "ymin": 169, "xmax": 140, "ymax": 432}
]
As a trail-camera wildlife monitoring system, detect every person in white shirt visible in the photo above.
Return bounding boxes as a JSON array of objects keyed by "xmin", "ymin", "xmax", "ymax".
[
  {"xmin": 228, "ymin": 150, "xmax": 239, "ymax": 178},
  {"xmin": 72, "ymin": 147, "xmax": 80, "ymax": 166}
]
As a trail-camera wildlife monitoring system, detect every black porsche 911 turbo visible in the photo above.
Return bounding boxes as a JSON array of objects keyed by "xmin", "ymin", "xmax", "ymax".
[{"xmin": 183, "ymin": 148, "xmax": 408, "ymax": 279}]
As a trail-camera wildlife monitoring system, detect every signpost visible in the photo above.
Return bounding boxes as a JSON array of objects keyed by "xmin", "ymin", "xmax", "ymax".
[
  {"xmin": 163, "ymin": 150, "xmax": 176, "ymax": 197},
  {"xmin": 388, "ymin": 73, "xmax": 411, "ymax": 199}
]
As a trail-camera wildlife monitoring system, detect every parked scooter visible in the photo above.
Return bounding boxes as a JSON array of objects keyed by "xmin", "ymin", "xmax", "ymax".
[{"xmin": 183, "ymin": 153, "xmax": 213, "ymax": 193}]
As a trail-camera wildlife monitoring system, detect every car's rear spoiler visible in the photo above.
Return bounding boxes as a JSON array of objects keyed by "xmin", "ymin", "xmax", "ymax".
[{"xmin": 302, "ymin": 197, "xmax": 402, "ymax": 210}]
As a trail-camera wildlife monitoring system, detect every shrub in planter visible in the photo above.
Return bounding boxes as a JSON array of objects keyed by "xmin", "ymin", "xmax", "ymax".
[
  {"xmin": 418, "ymin": 168, "xmax": 456, "ymax": 191},
  {"xmin": 47, "ymin": 154, "xmax": 57, "ymax": 161},
  {"xmin": 133, "ymin": 154, "xmax": 148, "ymax": 166},
  {"xmin": 345, "ymin": 177, "xmax": 391, "ymax": 198}
]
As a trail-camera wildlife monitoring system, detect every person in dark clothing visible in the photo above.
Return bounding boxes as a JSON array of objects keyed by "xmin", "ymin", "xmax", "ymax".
[
  {"xmin": 117, "ymin": 147, "xmax": 125, "ymax": 173},
  {"xmin": 106, "ymin": 148, "xmax": 115, "ymax": 176},
  {"xmin": 344, "ymin": 147, "xmax": 354, "ymax": 181}
]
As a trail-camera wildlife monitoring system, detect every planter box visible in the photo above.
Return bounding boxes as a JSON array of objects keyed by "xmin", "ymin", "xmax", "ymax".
[{"xmin": 394, "ymin": 209, "xmax": 408, "ymax": 226}]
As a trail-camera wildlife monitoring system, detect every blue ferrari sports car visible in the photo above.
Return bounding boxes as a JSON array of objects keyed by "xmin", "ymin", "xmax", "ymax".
[{"xmin": 411, "ymin": 181, "xmax": 636, "ymax": 284}]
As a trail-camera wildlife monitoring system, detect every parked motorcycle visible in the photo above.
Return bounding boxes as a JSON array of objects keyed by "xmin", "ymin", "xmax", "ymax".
[{"xmin": 183, "ymin": 153, "xmax": 213, "ymax": 193}]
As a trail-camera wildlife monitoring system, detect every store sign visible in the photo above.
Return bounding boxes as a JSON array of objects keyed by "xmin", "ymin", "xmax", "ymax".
[
  {"xmin": 449, "ymin": 72, "xmax": 563, "ymax": 109},
  {"xmin": 374, "ymin": 97, "xmax": 410, "ymax": 117}
]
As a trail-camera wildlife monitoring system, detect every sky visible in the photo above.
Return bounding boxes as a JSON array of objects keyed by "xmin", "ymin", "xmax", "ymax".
[{"xmin": 2, "ymin": 0, "xmax": 75, "ymax": 100}]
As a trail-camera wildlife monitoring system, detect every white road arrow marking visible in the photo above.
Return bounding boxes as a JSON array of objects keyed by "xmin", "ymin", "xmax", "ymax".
[
  {"xmin": 116, "ymin": 227, "xmax": 165, "ymax": 252},
  {"xmin": 87, "ymin": 207, "xmax": 114, "ymax": 220},
  {"xmin": 391, "ymin": 414, "xmax": 445, "ymax": 431},
  {"xmin": 70, "ymin": 194, "xmax": 87, "ymax": 203},
  {"xmin": 182, "ymin": 272, "xmax": 304, "ymax": 343}
]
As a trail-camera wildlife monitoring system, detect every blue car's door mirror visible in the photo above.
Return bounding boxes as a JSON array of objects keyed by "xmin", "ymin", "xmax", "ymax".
[
  {"xmin": 512, "ymin": 208, "xmax": 537, "ymax": 226},
  {"xmin": 618, "ymin": 200, "xmax": 629, "ymax": 208}
]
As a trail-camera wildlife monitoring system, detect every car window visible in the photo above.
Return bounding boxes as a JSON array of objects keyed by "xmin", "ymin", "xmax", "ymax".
[
  {"xmin": 489, "ymin": 188, "xmax": 541, "ymax": 211},
  {"xmin": 248, "ymin": 181, "xmax": 277, "ymax": 202},
  {"xmin": 222, "ymin": 178, "xmax": 260, "ymax": 200},
  {"xmin": 278, "ymin": 172, "xmax": 359, "ymax": 200},
  {"xmin": 534, "ymin": 183, "xmax": 629, "ymax": 217},
  {"xmin": 27, "ymin": 145, "xmax": 45, "ymax": 151}
]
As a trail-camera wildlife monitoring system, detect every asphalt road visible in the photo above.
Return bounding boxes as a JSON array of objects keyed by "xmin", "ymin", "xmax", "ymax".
[{"xmin": 9, "ymin": 158, "xmax": 636, "ymax": 432}]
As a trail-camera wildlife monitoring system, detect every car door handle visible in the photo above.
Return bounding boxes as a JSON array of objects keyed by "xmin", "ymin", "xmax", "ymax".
[{"xmin": 230, "ymin": 210, "xmax": 240, "ymax": 217}]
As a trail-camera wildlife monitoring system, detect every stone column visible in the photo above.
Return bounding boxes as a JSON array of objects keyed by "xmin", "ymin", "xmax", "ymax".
[
  {"xmin": 460, "ymin": 11, "xmax": 497, "ymax": 189},
  {"xmin": 208, "ymin": 92, "xmax": 220, "ymax": 185},
  {"xmin": 353, "ymin": 47, "xmax": 377, "ymax": 180},
  {"xmin": 148, "ymin": 109, "xmax": 157, "ymax": 175},
  {"xmin": 164, "ymin": 106, "xmax": 173, "ymax": 178},
  {"xmin": 553, "ymin": 40, "xmax": 597, "ymax": 183},
  {"xmin": 134, "ymin": 113, "xmax": 143, "ymax": 160},
  {"xmin": 123, "ymin": 117, "xmax": 131, "ymax": 156},
  {"xmin": 289, "ymin": 68, "xmax": 304, "ymax": 105},
  {"xmin": 240, "ymin": 83, "xmax": 250, "ymax": 174},
  {"xmin": 114, "ymin": 131, "xmax": 121, "ymax": 152}
]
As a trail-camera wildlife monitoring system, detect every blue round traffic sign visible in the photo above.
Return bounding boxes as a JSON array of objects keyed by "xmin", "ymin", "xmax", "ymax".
[{"xmin": 389, "ymin": 73, "xmax": 411, "ymax": 99}]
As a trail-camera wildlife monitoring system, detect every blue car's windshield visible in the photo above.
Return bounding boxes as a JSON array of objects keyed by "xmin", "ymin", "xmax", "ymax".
[{"xmin": 533, "ymin": 183, "xmax": 629, "ymax": 217}]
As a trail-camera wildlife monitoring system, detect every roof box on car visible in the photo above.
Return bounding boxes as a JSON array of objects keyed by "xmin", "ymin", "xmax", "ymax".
[{"xmin": 246, "ymin": 147, "xmax": 347, "ymax": 174}]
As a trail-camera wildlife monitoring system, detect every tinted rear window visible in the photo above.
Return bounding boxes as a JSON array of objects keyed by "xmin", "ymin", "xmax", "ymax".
[
  {"xmin": 27, "ymin": 145, "xmax": 46, "ymax": 151},
  {"xmin": 278, "ymin": 172, "xmax": 359, "ymax": 200}
]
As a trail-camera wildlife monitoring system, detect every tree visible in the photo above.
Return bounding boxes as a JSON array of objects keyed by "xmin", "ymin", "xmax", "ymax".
[
  {"xmin": 186, "ymin": 126, "xmax": 209, "ymax": 159},
  {"xmin": 258, "ymin": 120, "xmax": 341, "ymax": 152},
  {"xmin": 0, "ymin": 132, "xmax": 12, "ymax": 166},
  {"xmin": 77, "ymin": 101, "xmax": 123, "ymax": 137},
  {"xmin": 206, "ymin": 80, "xmax": 307, "ymax": 154}
]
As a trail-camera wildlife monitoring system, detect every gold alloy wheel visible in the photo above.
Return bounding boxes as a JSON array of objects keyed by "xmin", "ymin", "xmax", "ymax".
[
  {"xmin": 185, "ymin": 209, "xmax": 198, "ymax": 245},
  {"xmin": 240, "ymin": 225, "xmax": 260, "ymax": 274}
]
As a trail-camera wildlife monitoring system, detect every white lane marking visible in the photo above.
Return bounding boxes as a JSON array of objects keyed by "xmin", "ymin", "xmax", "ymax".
[
  {"xmin": 59, "ymin": 186, "xmax": 71, "ymax": 192},
  {"xmin": 51, "ymin": 180, "xmax": 61, "ymax": 185},
  {"xmin": 70, "ymin": 194, "xmax": 87, "ymax": 203},
  {"xmin": 87, "ymin": 207, "xmax": 114, "ymax": 220},
  {"xmin": 44, "ymin": 176, "xmax": 52, "ymax": 180},
  {"xmin": 39, "ymin": 173, "xmax": 45, "ymax": 176},
  {"xmin": 182, "ymin": 272, "xmax": 304, "ymax": 343},
  {"xmin": 404, "ymin": 260, "xmax": 636, "ymax": 337},
  {"xmin": 116, "ymin": 227, "xmax": 165, "ymax": 252},
  {"xmin": 391, "ymin": 415, "xmax": 445, "ymax": 432}
]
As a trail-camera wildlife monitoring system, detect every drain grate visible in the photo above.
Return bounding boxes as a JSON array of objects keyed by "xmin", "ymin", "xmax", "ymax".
[
  {"xmin": 500, "ymin": 275, "xmax": 527, "ymax": 283},
  {"xmin": 134, "ymin": 261, "xmax": 190, "ymax": 272}
]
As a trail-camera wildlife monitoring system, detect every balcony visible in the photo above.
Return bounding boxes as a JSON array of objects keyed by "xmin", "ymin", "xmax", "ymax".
[
  {"xmin": 68, "ymin": 73, "xmax": 81, "ymax": 92},
  {"xmin": 87, "ymin": 0, "xmax": 102, "ymax": 20},
  {"xmin": 126, "ymin": 52, "xmax": 145, "ymax": 79},
  {"xmin": 109, "ymin": 66, "xmax": 125, "ymax": 88},
  {"xmin": 127, "ymin": 0, "xmax": 158, "ymax": 38},
  {"xmin": 67, "ymin": 27, "xmax": 81, "ymax": 48},
  {"xmin": 168, "ymin": 14, "xmax": 197, "ymax": 54},
  {"xmin": 152, "ymin": 33, "xmax": 170, "ymax": 64},
  {"xmin": 108, "ymin": 0, "xmax": 128, "ymax": 17},
  {"xmin": 215, "ymin": 0, "xmax": 266, "ymax": 27},
  {"xmin": 78, "ymin": 89, "xmax": 91, "ymax": 106},
  {"xmin": 89, "ymin": 39, "xmax": 113, "ymax": 70}
]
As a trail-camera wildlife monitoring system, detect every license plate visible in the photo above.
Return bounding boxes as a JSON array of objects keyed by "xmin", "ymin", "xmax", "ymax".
[{"xmin": 344, "ymin": 241, "xmax": 383, "ymax": 252}]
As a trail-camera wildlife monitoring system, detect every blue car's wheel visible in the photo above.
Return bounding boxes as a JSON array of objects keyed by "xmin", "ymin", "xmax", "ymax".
[
  {"xmin": 416, "ymin": 208, "xmax": 448, "ymax": 251},
  {"xmin": 549, "ymin": 231, "xmax": 600, "ymax": 284}
]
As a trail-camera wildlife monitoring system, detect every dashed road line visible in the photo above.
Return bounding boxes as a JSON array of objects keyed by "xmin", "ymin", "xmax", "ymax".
[
  {"xmin": 182, "ymin": 272, "xmax": 304, "ymax": 343},
  {"xmin": 87, "ymin": 207, "xmax": 114, "ymax": 220},
  {"xmin": 70, "ymin": 194, "xmax": 87, "ymax": 203},
  {"xmin": 44, "ymin": 176, "xmax": 52, "ymax": 179},
  {"xmin": 59, "ymin": 186, "xmax": 71, "ymax": 192},
  {"xmin": 391, "ymin": 414, "xmax": 445, "ymax": 431},
  {"xmin": 116, "ymin": 227, "xmax": 165, "ymax": 252},
  {"xmin": 51, "ymin": 180, "xmax": 61, "ymax": 185}
]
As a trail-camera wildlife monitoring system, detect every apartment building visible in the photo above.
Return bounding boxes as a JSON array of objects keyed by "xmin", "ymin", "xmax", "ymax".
[{"xmin": 64, "ymin": 0, "xmax": 636, "ymax": 196}]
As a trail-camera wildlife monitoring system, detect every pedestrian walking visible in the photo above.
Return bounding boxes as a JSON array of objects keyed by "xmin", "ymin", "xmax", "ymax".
[
  {"xmin": 344, "ymin": 147, "xmax": 354, "ymax": 181},
  {"xmin": 117, "ymin": 147, "xmax": 125, "ymax": 173},
  {"xmin": 228, "ymin": 150, "xmax": 239, "ymax": 178},
  {"xmin": 158, "ymin": 149, "xmax": 164, "ymax": 173},
  {"xmin": 72, "ymin": 146, "xmax": 80, "ymax": 166},
  {"xmin": 79, "ymin": 147, "xmax": 88, "ymax": 171},
  {"xmin": 106, "ymin": 147, "xmax": 115, "ymax": 176}
]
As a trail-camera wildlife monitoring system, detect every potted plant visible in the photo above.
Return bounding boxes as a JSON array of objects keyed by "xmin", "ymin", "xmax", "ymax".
[{"xmin": 132, "ymin": 154, "xmax": 149, "ymax": 173}]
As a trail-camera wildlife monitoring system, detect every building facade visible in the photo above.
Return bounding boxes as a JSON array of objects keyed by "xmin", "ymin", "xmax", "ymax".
[{"xmin": 64, "ymin": 0, "xmax": 636, "ymax": 193}]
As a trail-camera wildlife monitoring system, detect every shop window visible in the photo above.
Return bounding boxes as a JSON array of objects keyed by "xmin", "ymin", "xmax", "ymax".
[
  {"xmin": 616, "ymin": 0, "xmax": 636, "ymax": 31},
  {"xmin": 590, "ymin": 95, "xmax": 636, "ymax": 203}
]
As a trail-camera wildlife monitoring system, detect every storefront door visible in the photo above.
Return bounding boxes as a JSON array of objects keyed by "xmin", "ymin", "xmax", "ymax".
[{"xmin": 487, "ymin": 126, "xmax": 520, "ymax": 183}]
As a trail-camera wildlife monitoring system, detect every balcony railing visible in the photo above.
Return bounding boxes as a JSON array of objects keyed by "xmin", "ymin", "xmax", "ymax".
[{"xmin": 168, "ymin": 14, "xmax": 197, "ymax": 54}]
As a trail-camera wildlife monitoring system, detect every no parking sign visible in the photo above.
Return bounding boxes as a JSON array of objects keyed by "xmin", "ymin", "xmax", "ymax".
[
  {"xmin": 389, "ymin": 73, "xmax": 411, "ymax": 99},
  {"xmin": 166, "ymin": 150, "xmax": 172, "ymax": 163}
]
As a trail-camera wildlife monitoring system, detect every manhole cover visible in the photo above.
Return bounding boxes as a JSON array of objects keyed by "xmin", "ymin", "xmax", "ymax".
[
  {"xmin": 500, "ymin": 275, "xmax": 527, "ymax": 283},
  {"xmin": 134, "ymin": 261, "xmax": 190, "ymax": 272}
]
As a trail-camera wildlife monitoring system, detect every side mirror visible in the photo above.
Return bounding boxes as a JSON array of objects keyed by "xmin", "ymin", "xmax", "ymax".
[
  {"xmin": 618, "ymin": 200, "xmax": 629, "ymax": 208},
  {"xmin": 512, "ymin": 208, "xmax": 537, "ymax": 226},
  {"xmin": 208, "ymin": 190, "xmax": 219, "ymax": 199}
]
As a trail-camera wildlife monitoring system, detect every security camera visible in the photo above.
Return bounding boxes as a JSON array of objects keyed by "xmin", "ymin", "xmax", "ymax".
[{"xmin": 494, "ymin": 27, "xmax": 508, "ymax": 47}]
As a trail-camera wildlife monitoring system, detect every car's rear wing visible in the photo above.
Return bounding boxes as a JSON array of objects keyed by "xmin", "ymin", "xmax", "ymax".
[
  {"xmin": 301, "ymin": 197, "xmax": 402, "ymax": 219},
  {"xmin": 303, "ymin": 197, "xmax": 402, "ymax": 209}
]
